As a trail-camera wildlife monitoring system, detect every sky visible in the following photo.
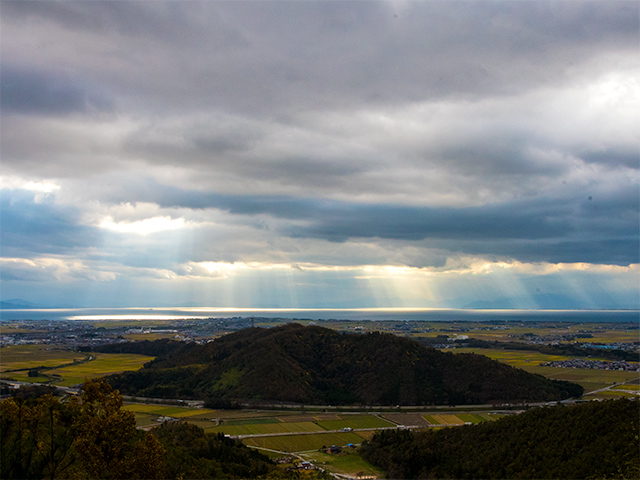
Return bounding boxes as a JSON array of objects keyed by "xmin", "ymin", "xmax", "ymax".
[{"xmin": 1, "ymin": 0, "xmax": 638, "ymax": 310}]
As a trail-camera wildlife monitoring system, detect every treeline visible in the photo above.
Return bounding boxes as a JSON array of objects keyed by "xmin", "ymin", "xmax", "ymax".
[
  {"xmin": 106, "ymin": 324, "xmax": 582, "ymax": 406},
  {"xmin": 360, "ymin": 398, "xmax": 639, "ymax": 479},
  {"xmin": 0, "ymin": 379, "xmax": 302, "ymax": 479},
  {"xmin": 80, "ymin": 339, "xmax": 188, "ymax": 358},
  {"xmin": 446, "ymin": 337, "xmax": 640, "ymax": 362}
]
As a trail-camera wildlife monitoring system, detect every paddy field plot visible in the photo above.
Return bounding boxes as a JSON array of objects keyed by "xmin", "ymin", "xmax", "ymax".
[
  {"xmin": 452, "ymin": 348, "xmax": 579, "ymax": 368},
  {"xmin": 124, "ymin": 404, "xmax": 218, "ymax": 428},
  {"xmin": 241, "ymin": 431, "xmax": 366, "ymax": 453},
  {"xmin": 215, "ymin": 409, "xmax": 299, "ymax": 419},
  {"xmin": 0, "ymin": 345, "xmax": 154, "ymax": 387},
  {"xmin": 212, "ymin": 421, "xmax": 322, "ymax": 437},
  {"xmin": 301, "ymin": 450, "xmax": 384, "ymax": 478},
  {"xmin": 380, "ymin": 413, "xmax": 430, "ymax": 427},
  {"xmin": 0, "ymin": 345, "xmax": 82, "ymax": 373},
  {"xmin": 45, "ymin": 353, "xmax": 155, "ymax": 386},
  {"xmin": 532, "ymin": 366, "xmax": 640, "ymax": 393},
  {"xmin": 456, "ymin": 413, "xmax": 498, "ymax": 423},
  {"xmin": 0, "ymin": 371, "xmax": 51, "ymax": 383},
  {"xmin": 223, "ymin": 417, "xmax": 281, "ymax": 426},
  {"xmin": 452, "ymin": 348, "xmax": 639, "ymax": 392},
  {"xmin": 423, "ymin": 414, "xmax": 465, "ymax": 425},
  {"xmin": 584, "ymin": 390, "xmax": 638, "ymax": 399},
  {"xmin": 612, "ymin": 384, "xmax": 640, "ymax": 390},
  {"xmin": 579, "ymin": 331, "xmax": 640, "ymax": 343},
  {"xmin": 277, "ymin": 415, "xmax": 319, "ymax": 423},
  {"xmin": 314, "ymin": 414, "xmax": 394, "ymax": 430},
  {"xmin": 123, "ymin": 404, "xmax": 216, "ymax": 418},
  {"xmin": 134, "ymin": 413, "xmax": 157, "ymax": 428}
]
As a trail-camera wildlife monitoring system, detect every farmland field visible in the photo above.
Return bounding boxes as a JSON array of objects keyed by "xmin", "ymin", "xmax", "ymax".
[
  {"xmin": 212, "ymin": 421, "xmax": 323, "ymax": 437},
  {"xmin": 45, "ymin": 353, "xmax": 155, "ymax": 386},
  {"xmin": 456, "ymin": 413, "xmax": 498, "ymax": 423},
  {"xmin": 134, "ymin": 413, "xmax": 156, "ymax": 428},
  {"xmin": 380, "ymin": 413, "xmax": 430, "ymax": 427},
  {"xmin": 424, "ymin": 414, "xmax": 465, "ymax": 425},
  {"xmin": 451, "ymin": 348, "xmax": 580, "ymax": 367},
  {"xmin": 215, "ymin": 409, "xmax": 300, "ymax": 419},
  {"xmin": 123, "ymin": 404, "xmax": 216, "ymax": 418},
  {"xmin": 0, "ymin": 345, "xmax": 82, "ymax": 372},
  {"xmin": 578, "ymin": 331, "xmax": 640, "ymax": 343},
  {"xmin": 301, "ymin": 450, "xmax": 384, "ymax": 478},
  {"xmin": 241, "ymin": 431, "xmax": 366, "ymax": 452},
  {"xmin": 277, "ymin": 415, "xmax": 319, "ymax": 423},
  {"xmin": 0, "ymin": 371, "xmax": 51, "ymax": 383},
  {"xmin": 532, "ymin": 366, "xmax": 640, "ymax": 393},
  {"xmin": 612, "ymin": 384, "xmax": 640, "ymax": 390},
  {"xmin": 0, "ymin": 345, "xmax": 154, "ymax": 387},
  {"xmin": 584, "ymin": 390, "xmax": 638, "ymax": 399},
  {"xmin": 451, "ymin": 348, "xmax": 640, "ymax": 392},
  {"xmin": 223, "ymin": 417, "xmax": 280, "ymax": 425},
  {"xmin": 314, "ymin": 414, "xmax": 394, "ymax": 430}
]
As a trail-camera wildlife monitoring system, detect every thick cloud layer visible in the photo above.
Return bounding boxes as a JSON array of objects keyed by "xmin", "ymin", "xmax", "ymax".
[{"xmin": 1, "ymin": 1, "xmax": 638, "ymax": 308}]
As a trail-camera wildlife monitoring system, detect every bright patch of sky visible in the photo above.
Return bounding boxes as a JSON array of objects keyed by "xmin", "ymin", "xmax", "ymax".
[{"xmin": 1, "ymin": 1, "xmax": 638, "ymax": 309}]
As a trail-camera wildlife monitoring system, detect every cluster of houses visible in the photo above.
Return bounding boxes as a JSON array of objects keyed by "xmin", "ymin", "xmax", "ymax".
[
  {"xmin": 274, "ymin": 457, "xmax": 316, "ymax": 471},
  {"xmin": 540, "ymin": 359, "xmax": 640, "ymax": 371},
  {"xmin": 577, "ymin": 342, "xmax": 639, "ymax": 352}
]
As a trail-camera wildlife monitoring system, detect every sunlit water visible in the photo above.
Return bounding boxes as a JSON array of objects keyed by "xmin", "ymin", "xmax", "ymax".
[{"xmin": 0, "ymin": 307, "xmax": 638, "ymax": 323}]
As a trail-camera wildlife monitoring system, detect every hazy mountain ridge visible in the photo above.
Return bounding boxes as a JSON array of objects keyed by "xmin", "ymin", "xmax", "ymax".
[
  {"xmin": 105, "ymin": 324, "xmax": 582, "ymax": 405},
  {"xmin": 0, "ymin": 299, "xmax": 40, "ymax": 309}
]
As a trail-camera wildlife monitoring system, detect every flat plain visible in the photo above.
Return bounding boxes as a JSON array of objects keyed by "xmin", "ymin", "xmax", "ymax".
[
  {"xmin": 3, "ymin": 318, "xmax": 637, "ymax": 479},
  {"xmin": 0, "ymin": 345, "xmax": 154, "ymax": 387},
  {"xmin": 450, "ymin": 347, "xmax": 639, "ymax": 394}
]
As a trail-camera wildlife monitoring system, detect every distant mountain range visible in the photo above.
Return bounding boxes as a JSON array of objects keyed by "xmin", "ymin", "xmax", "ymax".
[
  {"xmin": 103, "ymin": 324, "xmax": 582, "ymax": 406},
  {"xmin": 0, "ymin": 299, "xmax": 40, "ymax": 309}
]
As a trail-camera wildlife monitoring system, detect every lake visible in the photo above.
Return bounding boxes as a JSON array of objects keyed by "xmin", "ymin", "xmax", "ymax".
[{"xmin": 1, "ymin": 307, "xmax": 638, "ymax": 323}]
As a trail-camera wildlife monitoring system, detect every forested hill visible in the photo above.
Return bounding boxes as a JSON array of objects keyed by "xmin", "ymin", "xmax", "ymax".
[
  {"xmin": 360, "ymin": 398, "xmax": 639, "ymax": 479},
  {"xmin": 105, "ymin": 324, "xmax": 582, "ymax": 405}
]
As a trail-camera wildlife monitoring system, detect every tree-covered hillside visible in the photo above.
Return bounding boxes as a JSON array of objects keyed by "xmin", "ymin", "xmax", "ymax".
[
  {"xmin": 360, "ymin": 398, "xmax": 639, "ymax": 479},
  {"xmin": 106, "ymin": 324, "xmax": 582, "ymax": 405},
  {"xmin": 0, "ymin": 379, "xmax": 303, "ymax": 480}
]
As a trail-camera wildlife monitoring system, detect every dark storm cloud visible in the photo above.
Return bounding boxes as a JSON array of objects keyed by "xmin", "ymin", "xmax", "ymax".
[
  {"xmin": 0, "ymin": 1, "xmax": 214, "ymax": 45},
  {"xmin": 0, "ymin": 65, "xmax": 113, "ymax": 116},
  {"xmin": 1, "ymin": 0, "xmax": 638, "ymax": 310},
  {"xmin": 107, "ymin": 180, "xmax": 639, "ymax": 266},
  {"xmin": 282, "ymin": 191, "xmax": 640, "ymax": 266},
  {"xmin": 0, "ymin": 189, "xmax": 99, "ymax": 256},
  {"xmin": 452, "ymin": 238, "xmax": 640, "ymax": 266},
  {"xmin": 3, "ymin": 1, "xmax": 636, "ymax": 117},
  {"xmin": 580, "ymin": 149, "xmax": 640, "ymax": 169}
]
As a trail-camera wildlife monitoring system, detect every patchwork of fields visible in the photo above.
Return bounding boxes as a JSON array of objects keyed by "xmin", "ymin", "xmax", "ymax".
[
  {"xmin": 3, "ymin": 322, "xmax": 637, "ymax": 479},
  {"xmin": 1, "ymin": 345, "xmax": 81, "ymax": 370},
  {"xmin": 451, "ymin": 348, "xmax": 640, "ymax": 393},
  {"xmin": 45, "ymin": 354, "xmax": 155, "ymax": 386},
  {"xmin": 0, "ymin": 345, "xmax": 154, "ymax": 386},
  {"xmin": 118, "ymin": 399, "xmax": 516, "ymax": 480},
  {"xmin": 123, "ymin": 402, "xmax": 504, "ymax": 451}
]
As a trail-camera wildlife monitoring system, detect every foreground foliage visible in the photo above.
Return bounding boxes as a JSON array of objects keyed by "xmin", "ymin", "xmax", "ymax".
[
  {"xmin": 105, "ymin": 324, "xmax": 582, "ymax": 405},
  {"xmin": 360, "ymin": 398, "xmax": 640, "ymax": 479},
  {"xmin": 0, "ymin": 380, "xmax": 299, "ymax": 479},
  {"xmin": 154, "ymin": 422, "xmax": 300, "ymax": 479},
  {"xmin": 0, "ymin": 379, "xmax": 165, "ymax": 479}
]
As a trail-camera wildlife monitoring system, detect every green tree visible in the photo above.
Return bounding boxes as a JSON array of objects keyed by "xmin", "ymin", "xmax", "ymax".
[
  {"xmin": 0, "ymin": 378, "xmax": 166, "ymax": 479},
  {"xmin": 73, "ymin": 378, "xmax": 166, "ymax": 479},
  {"xmin": 0, "ymin": 394, "xmax": 81, "ymax": 480}
]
